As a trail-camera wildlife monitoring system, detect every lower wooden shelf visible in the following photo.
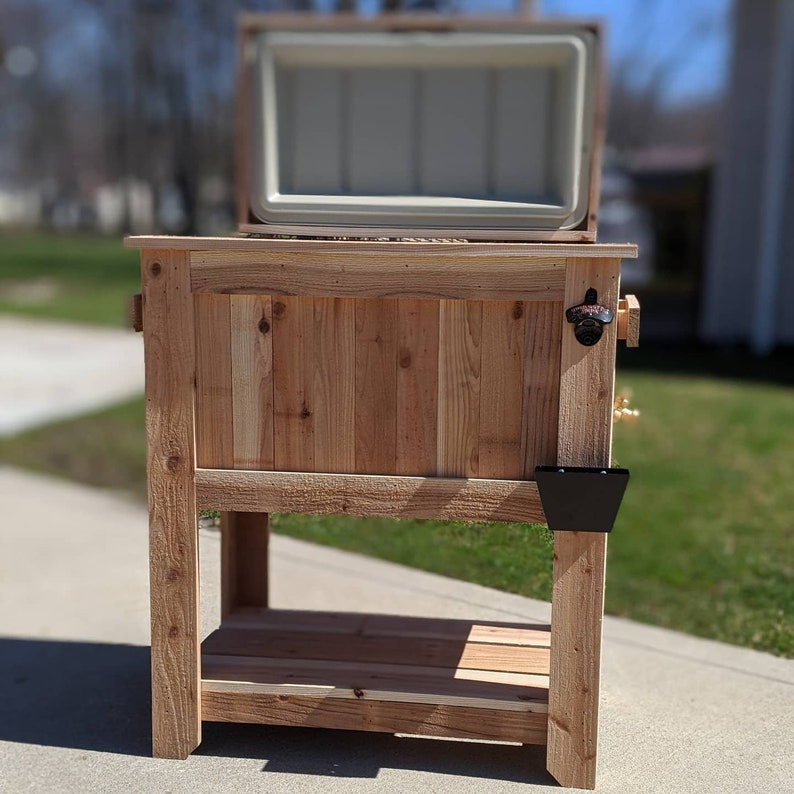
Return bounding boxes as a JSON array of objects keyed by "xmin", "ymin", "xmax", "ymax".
[{"xmin": 201, "ymin": 609, "xmax": 551, "ymax": 745}]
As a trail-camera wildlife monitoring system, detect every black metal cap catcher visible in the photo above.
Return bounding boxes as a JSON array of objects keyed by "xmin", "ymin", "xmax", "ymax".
[{"xmin": 535, "ymin": 466, "xmax": 630, "ymax": 533}]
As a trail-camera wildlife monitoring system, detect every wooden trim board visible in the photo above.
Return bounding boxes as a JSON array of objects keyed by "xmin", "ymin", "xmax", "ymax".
[
  {"xmin": 195, "ymin": 469, "xmax": 546, "ymax": 524},
  {"xmin": 202, "ymin": 692, "xmax": 548, "ymax": 745},
  {"xmin": 124, "ymin": 235, "xmax": 639, "ymax": 258},
  {"xmin": 190, "ymin": 251, "xmax": 566, "ymax": 301}
]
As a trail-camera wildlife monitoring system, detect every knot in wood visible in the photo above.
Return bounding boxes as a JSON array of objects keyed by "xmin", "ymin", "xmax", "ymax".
[
  {"xmin": 273, "ymin": 301, "xmax": 286, "ymax": 319},
  {"xmin": 258, "ymin": 318, "xmax": 270, "ymax": 334},
  {"xmin": 398, "ymin": 349, "xmax": 412, "ymax": 368},
  {"xmin": 166, "ymin": 454, "xmax": 181, "ymax": 472},
  {"xmin": 149, "ymin": 262, "xmax": 162, "ymax": 277},
  {"xmin": 512, "ymin": 302, "xmax": 524, "ymax": 320}
]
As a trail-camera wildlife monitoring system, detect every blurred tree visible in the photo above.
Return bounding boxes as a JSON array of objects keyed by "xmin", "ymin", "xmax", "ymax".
[{"xmin": 0, "ymin": 0, "xmax": 721, "ymax": 233}]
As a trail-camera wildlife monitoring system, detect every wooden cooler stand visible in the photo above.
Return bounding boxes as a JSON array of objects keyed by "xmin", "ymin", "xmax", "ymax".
[{"xmin": 127, "ymin": 234, "xmax": 639, "ymax": 790}]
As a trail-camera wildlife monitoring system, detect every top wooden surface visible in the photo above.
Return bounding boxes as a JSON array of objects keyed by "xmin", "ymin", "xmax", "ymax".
[{"xmin": 124, "ymin": 236, "xmax": 638, "ymax": 259}]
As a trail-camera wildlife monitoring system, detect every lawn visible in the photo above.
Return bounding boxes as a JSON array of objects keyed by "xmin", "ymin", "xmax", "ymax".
[
  {"xmin": 0, "ymin": 232, "xmax": 139, "ymax": 325},
  {"xmin": 2, "ymin": 233, "xmax": 792, "ymax": 657}
]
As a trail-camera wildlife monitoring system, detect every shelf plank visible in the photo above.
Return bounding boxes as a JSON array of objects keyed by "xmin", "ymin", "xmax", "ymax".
[
  {"xmin": 195, "ymin": 469, "xmax": 546, "ymax": 524},
  {"xmin": 200, "ymin": 610, "xmax": 550, "ymax": 743},
  {"xmin": 221, "ymin": 609, "xmax": 551, "ymax": 647},
  {"xmin": 203, "ymin": 654, "xmax": 548, "ymax": 712},
  {"xmin": 203, "ymin": 626, "xmax": 550, "ymax": 675}
]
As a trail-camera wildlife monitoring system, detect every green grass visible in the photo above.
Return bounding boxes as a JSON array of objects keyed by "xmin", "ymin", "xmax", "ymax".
[
  {"xmin": 610, "ymin": 367, "xmax": 794, "ymax": 656},
  {"xmin": 0, "ymin": 232, "xmax": 139, "ymax": 325},
  {"xmin": 1, "ymin": 233, "xmax": 792, "ymax": 657},
  {"xmin": 0, "ymin": 399, "xmax": 148, "ymax": 499}
]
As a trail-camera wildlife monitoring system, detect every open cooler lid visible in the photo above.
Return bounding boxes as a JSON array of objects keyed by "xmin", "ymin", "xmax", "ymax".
[{"xmin": 237, "ymin": 18, "xmax": 603, "ymax": 239}]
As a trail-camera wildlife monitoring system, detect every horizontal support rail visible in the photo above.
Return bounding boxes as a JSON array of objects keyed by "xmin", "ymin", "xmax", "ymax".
[
  {"xmin": 190, "ymin": 251, "xmax": 565, "ymax": 301},
  {"xmin": 195, "ymin": 469, "xmax": 546, "ymax": 524},
  {"xmin": 201, "ymin": 690, "xmax": 548, "ymax": 744}
]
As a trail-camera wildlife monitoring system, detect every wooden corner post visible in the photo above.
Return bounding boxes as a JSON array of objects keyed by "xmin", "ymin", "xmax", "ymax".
[
  {"xmin": 141, "ymin": 250, "xmax": 201, "ymax": 759},
  {"xmin": 546, "ymin": 257, "xmax": 620, "ymax": 789}
]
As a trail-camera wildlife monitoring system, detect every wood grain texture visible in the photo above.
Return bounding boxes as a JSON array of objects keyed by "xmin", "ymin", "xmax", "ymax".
[
  {"xmin": 222, "ymin": 608, "xmax": 551, "ymax": 647},
  {"xmin": 521, "ymin": 301, "xmax": 563, "ymax": 476},
  {"xmin": 556, "ymin": 258, "xmax": 620, "ymax": 469},
  {"xmin": 355, "ymin": 299, "xmax": 398, "ymax": 474},
  {"xmin": 190, "ymin": 251, "xmax": 566, "ymax": 301},
  {"xmin": 201, "ymin": 691, "xmax": 548, "ymax": 744},
  {"xmin": 140, "ymin": 249, "xmax": 200, "ymax": 759},
  {"xmin": 313, "ymin": 297, "xmax": 356, "ymax": 472},
  {"xmin": 194, "ymin": 294, "xmax": 233, "ymax": 468},
  {"xmin": 221, "ymin": 512, "xmax": 269, "ymax": 619},
  {"xmin": 195, "ymin": 469, "xmax": 546, "ymax": 524},
  {"xmin": 202, "ymin": 606, "xmax": 551, "ymax": 742},
  {"xmin": 272, "ymin": 296, "xmax": 314, "ymax": 471},
  {"xmin": 546, "ymin": 256, "xmax": 620, "ymax": 790},
  {"xmin": 203, "ymin": 629, "xmax": 549, "ymax": 675},
  {"xmin": 230, "ymin": 295, "xmax": 274, "ymax": 469},
  {"xmin": 437, "ymin": 300, "xmax": 482, "ymax": 477},
  {"xmin": 396, "ymin": 300, "xmax": 439, "ymax": 475},
  {"xmin": 202, "ymin": 656, "xmax": 547, "ymax": 711},
  {"xmin": 478, "ymin": 301, "xmax": 526, "ymax": 479},
  {"xmin": 126, "ymin": 235, "xmax": 639, "ymax": 258},
  {"xmin": 617, "ymin": 294, "xmax": 641, "ymax": 347}
]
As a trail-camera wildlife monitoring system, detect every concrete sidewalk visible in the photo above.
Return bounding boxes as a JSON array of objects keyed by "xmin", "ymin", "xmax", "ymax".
[
  {"xmin": 0, "ymin": 466, "xmax": 791, "ymax": 794},
  {"xmin": 0, "ymin": 316, "xmax": 143, "ymax": 437}
]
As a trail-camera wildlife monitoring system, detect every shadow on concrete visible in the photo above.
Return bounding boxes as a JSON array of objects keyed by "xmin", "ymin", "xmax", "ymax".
[
  {"xmin": 0, "ymin": 636, "xmax": 555, "ymax": 784},
  {"xmin": 0, "ymin": 637, "xmax": 151, "ymax": 756},
  {"xmin": 199, "ymin": 722, "xmax": 554, "ymax": 784}
]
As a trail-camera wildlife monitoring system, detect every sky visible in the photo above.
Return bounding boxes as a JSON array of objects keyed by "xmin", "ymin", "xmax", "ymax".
[{"xmin": 538, "ymin": 0, "xmax": 730, "ymax": 103}]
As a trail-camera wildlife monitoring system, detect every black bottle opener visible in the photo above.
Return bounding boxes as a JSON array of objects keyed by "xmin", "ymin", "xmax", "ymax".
[{"xmin": 566, "ymin": 288, "xmax": 614, "ymax": 346}]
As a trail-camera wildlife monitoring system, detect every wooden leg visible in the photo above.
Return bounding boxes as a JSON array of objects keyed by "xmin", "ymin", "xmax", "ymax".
[
  {"xmin": 547, "ymin": 257, "xmax": 619, "ymax": 788},
  {"xmin": 142, "ymin": 249, "xmax": 201, "ymax": 759},
  {"xmin": 221, "ymin": 511, "xmax": 270, "ymax": 618},
  {"xmin": 546, "ymin": 531, "xmax": 607, "ymax": 789}
]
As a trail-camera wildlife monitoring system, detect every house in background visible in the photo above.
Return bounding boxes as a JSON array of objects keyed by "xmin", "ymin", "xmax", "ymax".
[{"xmin": 702, "ymin": 0, "xmax": 794, "ymax": 353}]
